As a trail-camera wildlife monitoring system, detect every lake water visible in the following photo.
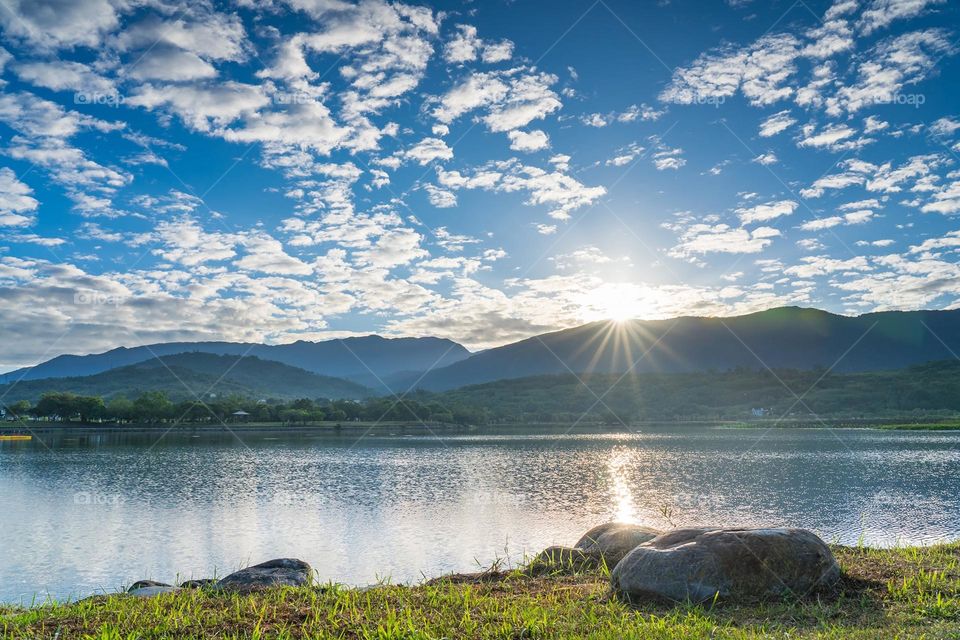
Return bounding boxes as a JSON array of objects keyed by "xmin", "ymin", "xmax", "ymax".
[{"xmin": 1, "ymin": 425, "xmax": 959, "ymax": 604}]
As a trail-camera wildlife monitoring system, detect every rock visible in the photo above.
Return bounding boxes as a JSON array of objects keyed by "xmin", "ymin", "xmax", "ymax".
[
  {"xmin": 574, "ymin": 523, "xmax": 660, "ymax": 567},
  {"xmin": 179, "ymin": 579, "xmax": 217, "ymax": 589},
  {"xmin": 611, "ymin": 527, "xmax": 841, "ymax": 604},
  {"xmin": 127, "ymin": 580, "xmax": 171, "ymax": 592},
  {"xmin": 217, "ymin": 558, "xmax": 312, "ymax": 592},
  {"xmin": 127, "ymin": 586, "xmax": 179, "ymax": 597},
  {"xmin": 528, "ymin": 545, "xmax": 595, "ymax": 574}
]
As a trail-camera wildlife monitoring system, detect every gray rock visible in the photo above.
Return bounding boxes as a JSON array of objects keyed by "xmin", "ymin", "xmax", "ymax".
[
  {"xmin": 127, "ymin": 580, "xmax": 171, "ymax": 592},
  {"xmin": 574, "ymin": 523, "xmax": 661, "ymax": 567},
  {"xmin": 179, "ymin": 579, "xmax": 217, "ymax": 589},
  {"xmin": 127, "ymin": 586, "xmax": 180, "ymax": 597},
  {"xmin": 217, "ymin": 558, "xmax": 312, "ymax": 592},
  {"xmin": 611, "ymin": 527, "xmax": 841, "ymax": 604},
  {"xmin": 528, "ymin": 546, "xmax": 595, "ymax": 574}
]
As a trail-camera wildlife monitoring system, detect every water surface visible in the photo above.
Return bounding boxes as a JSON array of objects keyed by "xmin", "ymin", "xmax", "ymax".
[{"xmin": 1, "ymin": 425, "xmax": 958, "ymax": 604}]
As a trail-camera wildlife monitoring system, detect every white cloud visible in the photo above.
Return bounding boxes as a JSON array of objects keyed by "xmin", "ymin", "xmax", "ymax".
[
  {"xmin": 785, "ymin": 255, "xmax": 870, "ymax": 277},
  {"xmin": 0, "ymin": 0, "xmax": 120, "ymax": 49},
  {"xmin": 432, "ymin": 69, "xmax": 561, "ymax": 133},
  {"xmin": 127, "ymin": 82, "xmax": 269, "ymax": 132},
  {"xmin": 401, "ymin": 137, "xmax": 453, "ymax": 165},
  {"xmin": 799, "ymin": 208, "xmax": 875, "ymax": 230},
  {"xmin": 235, "ymin": 233, "xmax": 313, "ymax": 275},
  {"xmin": 832, "ymin": 29, "xmax": 954, "ymax": 114},
  {"xmin": 0, "ymin": 168, "xmax": 39, "ymax": 227},
  {"xmin": 858, "ymin": 0, "xmax": 946, "ymax": 35},
  {"xmin": 920, "ymin": 179, "xmax": 960, "ymax": 214},
  {"xmin": 438, "ymin": 159, "xmax": 605, "ymax": 221},
  {"xmin": 443, "ymin": 24, "xmax": 514, "ymax": 65},
  {"xmin": 929, "ymin": 117, "xmax": 960, "ymax": 138},
  {"xmin": 669, "ymin": 223, "xmax": 780, "ymax": 258},
  {"xmin": 423, "ymin": 184, "xmax": 457, "ymax": 208},
  {"xmin": 652, "ymin": 148, "xmax": 685, "ymax": 170},
  {"xmin": 660, "ymin": 34, "xmax": 800, "ymax": 106},
  {"xmin": 759, "ymin": 110, "xmax": 796, "ymax": 137},
  {"xmin": 14, "ymin": 61, "xmax": 115, "ymax": 93},
  {"xmin": 752, "ymin": 152, "xmax": 778, "ymax": 165},
  {"xmin": 736, "ymin": 199, "xmax": 798, "ymax": 224},
  {"xmin": 797, "ymin": 122, "xmax": 861, "ymax": 150},
  {"xmin": 507, "ymin": 129, "xmax": 550, "ymax": 152},
  {"xmin": 661, "ymin": 3, "xmax": 956, "ymax": 116}
]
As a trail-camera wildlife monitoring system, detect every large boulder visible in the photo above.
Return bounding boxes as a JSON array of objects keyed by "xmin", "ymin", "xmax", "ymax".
[
  {"xmin": 611, "ymin": 528, "xmax": 840, "ymax": 604},
  {"xmin": 575, "ymin": 523, "xmax": 660, "ymax": 567},
  {"xmin": 217, "ymin": 558, "xmax": 312, "ymax": 592}
]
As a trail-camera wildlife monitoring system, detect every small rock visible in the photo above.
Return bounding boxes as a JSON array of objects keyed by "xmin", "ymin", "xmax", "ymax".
[
  {"xmin": 127, "ymin": 586, "xmax": 180, "ymax": 597},
  {"xmin": 611, "ymin": 527, "xmax": 841, "ymax": 604},
  {"xmin": 527, "ymin": 546, "xmax": 595, "ymax": 574},
  {"xmin": 574, "ymin": 523, "xmax": 660, "ymax": 567},
  {"xmin": 127, "ymin": 580, "xmax": 171, "ymax": 592},
  {"xmin": 179, "ymin": 579, "xmax": 217, "ymax": 589},
  {"xmin": 217, "ymin": 558, "xmax": 312, "ymax": 592}
]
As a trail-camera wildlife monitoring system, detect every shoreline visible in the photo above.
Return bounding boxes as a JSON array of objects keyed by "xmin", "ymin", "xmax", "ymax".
[
  {"xmin": 4, "ymin": 418, "xmax": 960, "ymax": 435},
  {"xmin": 2, "ymin": 541, "xmax": 958, "ymax": 639}
]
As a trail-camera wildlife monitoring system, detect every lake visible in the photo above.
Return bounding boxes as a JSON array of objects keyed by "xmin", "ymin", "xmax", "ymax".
[{"xmin": 1, "ymin": 424, "xmax": 958, "ymax": 604}]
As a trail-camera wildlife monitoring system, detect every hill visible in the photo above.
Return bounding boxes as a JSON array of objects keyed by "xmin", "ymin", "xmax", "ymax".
[
  {"xmin": 1, "ymin": 336, "xmax": 470, "ymax": 385},
  {"xmin": 427, "ymin": 360, "xmax": 960, "ymax": 422},
  {"xmin": 0, "ymin": 353, "xmax": 371, "ymax": 403},
  {"xmin": 411, "ymin": 307, "xmax": 960, "ymax": 391}
]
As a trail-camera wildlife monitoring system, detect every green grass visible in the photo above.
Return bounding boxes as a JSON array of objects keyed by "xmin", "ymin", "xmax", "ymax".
[{"xmin": 2, "ymin": 543, "xmax": 959, "ymax": 639}]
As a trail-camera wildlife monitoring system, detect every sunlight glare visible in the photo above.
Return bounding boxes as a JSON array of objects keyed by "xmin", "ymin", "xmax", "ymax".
[{"xmin": 580, "ymin": 283, "xmax": 653, "ymax": 323}]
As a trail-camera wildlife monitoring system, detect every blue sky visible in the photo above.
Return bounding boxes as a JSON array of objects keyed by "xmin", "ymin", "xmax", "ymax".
[{"xmin": 0, "ymin": 0, "xmax": 958, "ymax": 370}]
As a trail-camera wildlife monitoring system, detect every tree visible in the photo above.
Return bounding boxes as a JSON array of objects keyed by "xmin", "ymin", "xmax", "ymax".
[
  {"xmin": 4, "ymin": 399, "xmax": 31, "ymax": 420},
  {"xmin": 133, "ymin": 391, "xmax": 173, "ymax": 423},
  {"xmin": 106, "ymin": 396, "xmax": 134, "ymax": 423}
]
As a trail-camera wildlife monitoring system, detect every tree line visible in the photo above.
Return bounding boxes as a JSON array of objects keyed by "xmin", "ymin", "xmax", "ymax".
[{"xmin": 1, "ymin": 391, "xmax": 489, "ymax": 425}]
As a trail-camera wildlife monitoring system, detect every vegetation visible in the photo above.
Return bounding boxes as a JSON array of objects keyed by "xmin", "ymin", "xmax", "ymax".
[
  {"xmin": 2, "ymin": 543, "xmax": 958, "ymax": 639},
  {"xmin": 4, "ymin": 391, "xmax": 486, "ymax": 426},
  {"xmin": 428, "ymin": 360, "xmax": 960, "ymax": 423}
]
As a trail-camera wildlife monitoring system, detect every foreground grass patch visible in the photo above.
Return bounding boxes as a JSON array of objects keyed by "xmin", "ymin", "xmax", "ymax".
[{"xmin": 3, "ymin": 543, "xmax": 959, "ymax": 639}]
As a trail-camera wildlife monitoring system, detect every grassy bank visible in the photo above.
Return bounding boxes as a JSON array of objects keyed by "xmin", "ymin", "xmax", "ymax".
[{"xmin": 2, "ymin": 543, "xmax": 958, "ymax": 639}]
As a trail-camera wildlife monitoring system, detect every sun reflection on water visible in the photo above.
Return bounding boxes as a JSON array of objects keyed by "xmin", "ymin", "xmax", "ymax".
[{"xmin": 608, "ymin": 448, "xmax": 638, "ymax": 523}]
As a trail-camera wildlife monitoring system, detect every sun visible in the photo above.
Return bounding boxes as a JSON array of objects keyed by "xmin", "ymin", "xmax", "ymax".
[{"xmin": 581, "ymin": 283, "xmax": 651, "ymax": 323}]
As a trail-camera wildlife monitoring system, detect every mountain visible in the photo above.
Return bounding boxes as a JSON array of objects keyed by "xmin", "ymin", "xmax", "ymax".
[
  {"xmin": 411, "ymin": 307, "xmax": 960, "ymax": 391},
  {"xmin": 0, "ymin": 353, "xmax": 371, "ymax": 403},
  {"xmin": 1, "ymin": 336, "xmax": 470, "ymax": 385}
]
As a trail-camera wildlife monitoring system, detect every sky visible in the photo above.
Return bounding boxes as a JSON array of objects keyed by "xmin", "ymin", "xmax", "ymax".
[{"xmin": 0, "ymin": 0, "xmax": 958, "ymax": 371}]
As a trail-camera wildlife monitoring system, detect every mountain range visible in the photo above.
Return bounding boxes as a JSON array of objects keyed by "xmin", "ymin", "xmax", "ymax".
[
  {"xmin": 0, "ymin": 336, "xmax": 470, "ymax": 386},
  {"xmin": 0, "ymin": 353, "xmax": 371, "ymax": 403},
  {"xmin": 4, "ymin": 307, "xmax": 960, "ymax": 398},
  {"xmin": 410, "ymin": 307, "xmax": 960, "ymax": 390}
]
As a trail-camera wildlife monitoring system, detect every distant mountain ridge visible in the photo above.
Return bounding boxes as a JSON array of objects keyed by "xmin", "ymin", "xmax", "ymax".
[
  {"xmin": 6, "ymin": 308, "xmax": 960, "ymax": 395},
  {"xmin": 409, "ymin": 307, "xmax": 960, "ymax": 391},
  {"xmin": 0, "ymin": 353, "xmax": 371, "ymax": 403},
  {"xmin": 1, "ymin": 336, "xmax": 470, "ymax": 384}
]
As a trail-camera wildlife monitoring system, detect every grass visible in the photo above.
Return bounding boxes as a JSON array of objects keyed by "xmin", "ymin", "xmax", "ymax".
[{"xmin": 2, "ymin": 543, "xmax": 959, "ymax": 639}]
